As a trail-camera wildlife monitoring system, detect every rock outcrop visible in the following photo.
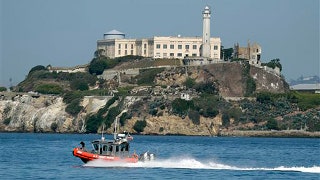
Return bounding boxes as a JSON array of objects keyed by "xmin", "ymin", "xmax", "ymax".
[{"xmin": 0, "ymin": 63, "xmax": 290, "ymax": 135}]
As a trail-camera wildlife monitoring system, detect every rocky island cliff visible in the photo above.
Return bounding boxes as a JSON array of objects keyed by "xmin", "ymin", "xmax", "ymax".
[{"xmin": 1, "ymin": 58, "xmax": 319, "ymax": 137}]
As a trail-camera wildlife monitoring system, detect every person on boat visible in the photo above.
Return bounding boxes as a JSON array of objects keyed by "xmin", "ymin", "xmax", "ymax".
[{"xmin": 80, "ymin": 141, "xmax": 86, "ymax": 151}]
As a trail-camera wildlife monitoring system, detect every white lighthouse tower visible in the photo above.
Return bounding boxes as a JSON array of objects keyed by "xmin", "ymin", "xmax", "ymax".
[{"xmin": 201, "ymin": 6, "xmax": 211, "ymax": 58}]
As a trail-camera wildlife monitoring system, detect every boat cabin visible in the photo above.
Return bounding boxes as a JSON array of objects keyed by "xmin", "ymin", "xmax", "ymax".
[{"xmin": 92, "ymin": 139, "xmax": 130, "ymax": 157}]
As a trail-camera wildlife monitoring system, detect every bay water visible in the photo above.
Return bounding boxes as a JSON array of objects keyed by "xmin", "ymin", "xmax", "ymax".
[{"xmin": 0, "ymin": 133, "xmax": 319, "ymax": 179}]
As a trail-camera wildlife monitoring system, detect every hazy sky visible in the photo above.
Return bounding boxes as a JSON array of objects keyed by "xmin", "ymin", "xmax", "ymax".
[{"xmin": 1, "ymin": 0, "xmax": 319, "ymax": 87}]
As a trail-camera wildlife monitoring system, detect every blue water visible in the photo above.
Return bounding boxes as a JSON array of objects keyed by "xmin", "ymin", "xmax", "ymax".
[{"xmin": 0, "ymin": 133, "xmax": 319, "ymax": 179}]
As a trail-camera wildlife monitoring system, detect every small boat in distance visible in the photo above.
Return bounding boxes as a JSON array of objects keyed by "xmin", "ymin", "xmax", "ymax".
[{"xmin": 73, "ymin": 111, "xmax": 155, "ymax": 163}]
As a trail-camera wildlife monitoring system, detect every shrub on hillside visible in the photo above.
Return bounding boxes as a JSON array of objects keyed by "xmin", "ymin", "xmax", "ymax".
[
  {"xmin": 88, "ymin": 58, "xmax": 108, "ymax": 75},
  {"xmin": 188, "ymin": 110, "xmax": 200, "ymax": 125},
  {"xmin": 104, "ymin": 106, "xmax": 120, "ymax": 129},
  {"xmin": 70, "ymin": 79, "xmax": 89, "ymax": 91},
  {"xmin": 85, "ymin": 114, "xmax": 101, "ymax": 133},
  {"xmin": 119, "ymin": 112, "xmax": 130, "ymax": 126},
  {"xmin": 28, "ymin": 65, "xmax": 47, "ymax": 75},
  {"xmin": 0, "ymin": 87, "xmax": 7, "ymax": 92},
  {"xmin": 65, "ymin": 98, "xmax": 83, "ymax": 116},
  {"xmin": 245, "ymin": 77, "xmax": 256, "ymax": 96},
  {"xmin": 266, "ymin": 118, "xmax": 279, "ymax": 130},
  {"xmin": 133, "ymin": 120, "xmax": 147, "ymax": 133},
  {"xmin": 194, "ymin": 81, "xmax": 217, "ymax": 94},
  {"xmin": 222, "ymin": 113, "xmax": 230, "ymax": 126},
  {"xmin": 35, "ymin": 84, "xmax": 63, "ymax": 94},
  {"xmin": 171, "ymin": 98, "xmax": 194, "ymax": 116},
  {"xmin": 3, "ymin": 118, "xmax": 11, "ymax": 125},
  {"xmin": 63, "ymin": 91, "xmax": 83, "ymax": 104},
  {"xmin": 135, "ymin": 68, "xmax": 165, "ymax": 85},
  {"xmin": 50, "ymin": 122, "xmax": 58, "ymax": 132},
  {"xmin": 184, "ymin": 77, "xmax": 196, "ymax": 89},
  {"xmin": 203, "ymin": 107, "xmax": 219, "ymax": 118}
]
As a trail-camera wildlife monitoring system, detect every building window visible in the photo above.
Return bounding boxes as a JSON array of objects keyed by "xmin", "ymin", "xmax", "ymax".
[
  {"xmin": 144, "ymin": 44, "xmax": 147, "ymax": 48},
  {"xmin": 193, "ymin": 45, "xmax": 197, "ymax": 49},
  {"xmin": 177, "ymin": 53, "xmax": 182, "ymax": 57},
  {"xmin": 170, "ymin": 45, "xmax": 174, "ymax": 49},
  {"xmin": 144, "ymin": 50, "xmax": 146, "ymax": 55},
  {"xmin": 125, "ymin": 50, "xmax": 127, "ymax": 55},
  {"xmin": 214, "ymin": 45, "xmax": 218, "ymax": 50},
  {"xmin": 125, "ymin": 44, "xmax": 127, "ymax": 49},
  {"xmin": 185, "ymin": 45, "xmax": 189, "ymax": 49},
  {"xmin": 118, "ymin": 50, "xmax": 121, "ymax": 55},
  {"xmin": 163, "ymin": 44, "xmax": 167, "ymax": 49},
  {"xmin": 170, "ymin": 53, "xmax": 174, "ymax": 57},
  {"xmin": 256, "ymin": 49, "xmax": 259, "ymax": 53},
  {"xmin": 131, "ymin": 50, "xmax": 134, "ymax": 55},
  {"xmin": 163, "ymin": 53, "xmax": 167, "ymax": 57},
  {"xmin": 192, "ymin": 53, "xmax": 197, "ymax": 57},
  {"xmin": 118, "ymin": 44, "xmax": 121, "ymax": 49},
  {"xmin": 156, "ymin": 44, "xmax": 161, "ymax": 49},
  {"xmin": 156, "ymin": 52, "xmax": 160, "ymax": 57},
  {"xmin": 178, "ymin": 45, "xmax": 182, "ymax": 49},
  {"xmin": 185, "ymin": 54, "xmax": 189, "ymax": 57},
  {"xmin": 131, "ymin": 44, "xmax": 134, "ymax": 49}
]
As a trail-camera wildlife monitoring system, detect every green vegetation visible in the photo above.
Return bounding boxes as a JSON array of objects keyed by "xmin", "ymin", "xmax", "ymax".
[
  {"xmin": 35, "ymin": 84, "xmax": 63, "ymax": 94},
  {"xmin": 256, "ymin": 91, "xmax": 320, "ymax": 111},
  {"xmin": 70, "ymin": 79, "xmax": 89, "ymax": 91},
  {"xmin": 133, "ymin": 120, "xmax": 147, "ymax": 133},
  {"xmin": 50, "ymin": 122, "xmax": 58, "ymax": 132},
  {"xmin": 262, "ymin": 58, "xmax": 282, "ymax": 71},
  {"xmin": 117, "ymin": 86, "xmax": 134, "ymax": 96},
  {"xmin": 0, "ymin": 87, "xmax": 7, "ymax": 92},
  {"xmin": 222, "ymin": 113, "xmax": 230, "ymax": 126},
  {"xmin": 188, "ymin": 110, "xmax": 200, "ymax": 125},
  {"xmin": 221, "ymin": 47, "xmax": 233, "ymax": 60},
  {"xmin": 184, "ymin": 77, "xmax": 196, "ymax": 88},
  {"xmin": 88, "ymin": 58, "xmax": 108, "ymax": 75},
  {"xmin": 171, "ymin": 98, "xmax": 194, "ymax": 117},
  {"xmin": 119, "ymin": 112, "xmax": 131, "ymax": 126},
  {"xmin": 242, "ymin": 62, "xmax": 256, "ymax": 96},
  {"xmin": 28, "ymin": 65, "xmax": 47, "ymax": 75},
  {"xmin": 194, "ymin": 81, "xmax": 217, "ymax": 94},
  {"xmin": 3, "ymin": 118, "xmax": 11, "ymax": 125},
  {"xmin": 266, "ymin": 118, "xmax": 279, "ymax": 130},
  {"xmin": 292, "ymin": 91, "xmax": 320, "ymax": 110},
  {"xmin": 85, "ymin": 95, "xmax": 119, "ymax": 133},
  {"xmin": 88, "ymin": 52, "xmax": 143, "ymax": 75},
  {"xmin": 65, "ymin": 98, "xmax": 83, "ymax": 116},
  {"xmin": 17, "ymin": 64, "xmax": 97, "ymax": 93},
  {"xmin": 134, "ymin": 68, "xmax": 165, "ymax": 86}
]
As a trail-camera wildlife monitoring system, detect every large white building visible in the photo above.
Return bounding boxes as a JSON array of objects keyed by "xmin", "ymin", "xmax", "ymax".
[{"xmin": 97, "ymin": 6, "xmax": 221, "ymax": 60}]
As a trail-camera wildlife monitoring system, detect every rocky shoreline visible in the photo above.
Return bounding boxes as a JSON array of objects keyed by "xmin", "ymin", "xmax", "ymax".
[{"xmin": 1, "ymin": 130, "xmax": 319, "ymax": 138}]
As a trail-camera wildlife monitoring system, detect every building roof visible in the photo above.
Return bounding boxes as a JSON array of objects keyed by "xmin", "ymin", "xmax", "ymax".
[
  {"xmin": 290, "ymin": 83, "xmax": 320, "ymax": 90},
  {"xmin": 104, "ymin": 29, "xmax": 125, "ymax": 35}
]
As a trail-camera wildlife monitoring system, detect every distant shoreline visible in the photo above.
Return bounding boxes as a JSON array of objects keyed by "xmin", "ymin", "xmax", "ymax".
[
  {"xmin": 218, "ymin": 130, "xmax": 320, "ymax": 138},
  {"xmin": 1, "ymin": 130, "xmax": 320, "ymax": 138}
]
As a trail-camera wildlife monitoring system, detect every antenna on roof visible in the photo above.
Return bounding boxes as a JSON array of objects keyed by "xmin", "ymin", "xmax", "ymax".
[{"xmin": 101, "ymin": 125, "xmax": 105, "ymax": 141}]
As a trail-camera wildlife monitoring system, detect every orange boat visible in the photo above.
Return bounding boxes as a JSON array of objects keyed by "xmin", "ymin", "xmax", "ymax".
[
  {"xmin": 73, "ymin": 112, "xmax": 154, "ymax": 164},
  {"xmin": 73, "ymin": 132, "xmax": 139, "ymax": 163}
]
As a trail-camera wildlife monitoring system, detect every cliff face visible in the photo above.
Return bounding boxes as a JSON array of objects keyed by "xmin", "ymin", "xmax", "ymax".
[
  {"xmin": 155, "ymin": 63, "xmax": 287, "ymax": 97},
  {"xmin": 0, "ymin": 94, "xmax": 219, "ymax": 135},
  {"xmin": 0, "ymin": 94, "xmax": 78, "ymax": 132},
  {"xmin": 250, "ymin": 65, "xmax": 288, "ymax": 93},
  {"xmin": 0, "ymin": 63, "xmax": 289, "ymax": 134}
]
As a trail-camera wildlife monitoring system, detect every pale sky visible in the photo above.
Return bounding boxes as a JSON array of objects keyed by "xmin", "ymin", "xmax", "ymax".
[{"xmin": 1, "ymin": 0, "xmax": 319, "ymax": 87}]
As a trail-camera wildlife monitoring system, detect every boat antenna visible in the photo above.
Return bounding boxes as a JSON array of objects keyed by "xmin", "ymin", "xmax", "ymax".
[
  {"xmin": 113, "ymin": 116, "xmax": 118, "ymax": 140},
  {"xmin": 101, "ymin": 124, "xmax": 105, "ymax": 141}
]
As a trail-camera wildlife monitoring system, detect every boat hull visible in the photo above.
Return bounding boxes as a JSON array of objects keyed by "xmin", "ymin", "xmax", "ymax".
[{"xmin": 73, "ymin": 148, "xmax": 138, "ymax": 163}]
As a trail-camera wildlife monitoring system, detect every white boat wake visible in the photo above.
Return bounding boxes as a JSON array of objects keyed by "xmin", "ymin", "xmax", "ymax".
[{"xmin": 83, "ymin": 156, "xmax": 320, "ymax": 174}]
